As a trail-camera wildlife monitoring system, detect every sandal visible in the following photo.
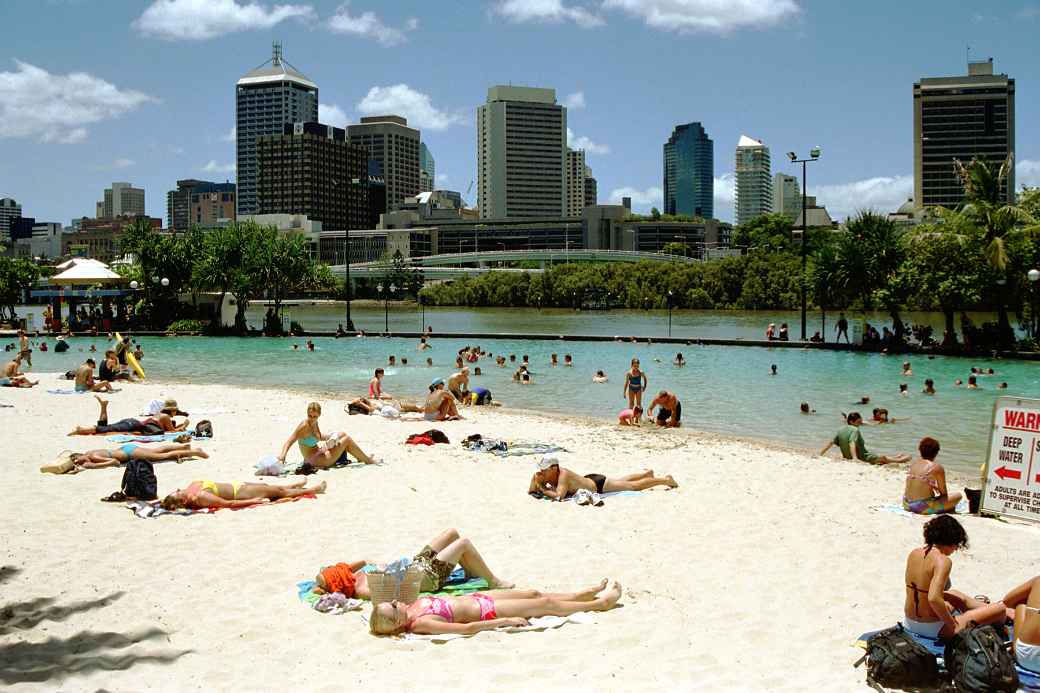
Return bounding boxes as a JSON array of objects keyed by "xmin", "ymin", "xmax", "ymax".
[{"xmin": 100, "ymin": 491, "xmax": 127, "ymax": 503}]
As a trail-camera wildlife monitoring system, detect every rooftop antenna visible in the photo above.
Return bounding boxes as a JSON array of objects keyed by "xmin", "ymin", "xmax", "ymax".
[{"xmin": 272, "ymin": 40, "xmax": 283, "ymax": 65}]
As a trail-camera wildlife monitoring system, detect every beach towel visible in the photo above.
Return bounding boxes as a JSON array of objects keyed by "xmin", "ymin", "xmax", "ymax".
[
  {"xmin": 296, "ymin": 564, "xmax": 488, "ymax": 613},
  {"xmin": 47, "ymin": 388, "xmax": 86, "ymax": 395},
  {"xmin": 493, "ymin": 441, "xmax": 567, "ymax": 458},
  {"xmin": 106, "ymin": 432, "xmax": 201, "ymax": 443},
  {"xmin": 254, "ymin": 453, "xmax": 365, "ymax": 477},
  {"xmin": 870, "ymin": 498, "xmax": 970, "ymax": 517},
  {"xmin": 381, "ymin": 612, "xmax": 597, "ymax": 643},
  {"xmin": 854, "ymin": 627, "xmax": 1040, "ymax": 691},
  {"xmin": 125, "ymin": 494, "xmax": 315, "ymax": 518},
  {"xmin": 530, "ymin": 490, "xmax": 642, "ymax": 503}
]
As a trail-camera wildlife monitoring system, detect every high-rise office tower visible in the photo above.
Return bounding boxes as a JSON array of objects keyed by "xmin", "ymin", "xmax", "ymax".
[
  {"xmin": 772, "ymin": 173, "xmax": 801, "ymax": 222},
  {"xmin": 0, "ymin": 197, "xmax": 22, "ymax": 244},
  {"xmin": 347, "ymin": 116, "xmax": 420, "ymax": 211},
  {"xmin": 257, "ymin": 122, "xmax": 369, "ymax": 231},
  {"xmin": 663, "ymin": 122, "xmax": 714, "ymax": 219},
  {"xmin": 97, "ymin": 182, "xmax": 145, "ymax": 219},
  {"xmin": 419, "ymin": 142, "xmax": 435, "ymax": 192},
  {"xmin": 914, "ymin": 58, "xmax": 1015, "ymax": 209},
  {"xmin": 584, "ymin": 165, "xmax": 597, "ymax": 209},
  {"xmin": 565, "ymin": 148, "xmax": 587, "ymax": 216},
  {"xmin": 236, "ymin": 42, "xmax": 318, "ymax": 217},
  {"xmin": 734, "ymin": 135, "xmax": 772, "ymax": 225},
  {"xmin": 167, "ymin": 179, "xmax": 236, "ymax": 231},
  {"xmin": 477, "ymin": 86, "xmax": 566, "ymax": 219}
]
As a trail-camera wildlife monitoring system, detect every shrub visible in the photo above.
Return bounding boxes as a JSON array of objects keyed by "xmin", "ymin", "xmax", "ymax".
[{"xmin": 166, "ymin": 319, "xmax": 205, "ymax": 334}]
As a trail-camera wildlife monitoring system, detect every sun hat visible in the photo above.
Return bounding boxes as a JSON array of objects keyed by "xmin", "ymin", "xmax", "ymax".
[
  {"xmin": 160, "ymin": 398, "xmax": 187, "ymax": 416},
  {"xmin": 537, "ymin": 456, "xmax": 559, "ymax": 471},
  {"xmin": 430, "ymin": 378, "xmax": 445, "ymax": 388}
]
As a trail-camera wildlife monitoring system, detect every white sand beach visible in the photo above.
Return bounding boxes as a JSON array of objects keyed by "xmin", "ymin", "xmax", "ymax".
[{"xmin": 2, "ymin": 378, "xmax": 1038, "ymax": 691}]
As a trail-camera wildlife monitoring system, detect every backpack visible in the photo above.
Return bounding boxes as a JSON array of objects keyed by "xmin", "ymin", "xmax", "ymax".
[
  {"xmin": 857, "ymin": 624, "xmax": 940, "ymax": 690},
  {"xmin": 194, "ymin": 420, "xmax": 213, "ymax": 438},
  {"xmin": 944, "ymin": 625, "xmax": 1019, "ymax": 692},
  {"xmin": 120, "ymin": 459, "xmax": 157, "ymax": 500}
]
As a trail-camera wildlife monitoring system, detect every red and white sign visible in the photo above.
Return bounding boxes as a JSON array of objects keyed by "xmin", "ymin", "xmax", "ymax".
[{"xmin": 982, "ymin": 397, "xmax": 1040, "ymax": 523}]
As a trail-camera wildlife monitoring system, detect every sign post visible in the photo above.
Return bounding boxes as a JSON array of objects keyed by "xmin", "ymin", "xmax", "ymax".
[{"xmin": 981, "ymin": 396, "xmax": 1040, "ymax": 523}]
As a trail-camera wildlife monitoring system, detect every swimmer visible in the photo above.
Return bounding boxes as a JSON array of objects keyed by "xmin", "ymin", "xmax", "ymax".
[
  {"xmin": 769, "ymin": 364, "xmax": 777, "ymax": 375},
  {"xmin": 474, "ymin": 367, "xmax": 482, "ymax": 376},
  {"xmin": 800, "ymin": 402, "xmax": 815, "ymax": 415},
  {"xmin": 967, "ymin": 375, "xmax": 979, "ymax": 389},
  {"xmin": 674, "ymin": 352, "xmax": 685, "ymax": 367},
  {"xmin": 306, "ymin": 340, "xmax": 315, "ymax": 351},
  {"xmin": 954, "ymin": 379, "xmax": 963, "ymax": 386},
  {"xmin": 902, "ymin": 361, "xmax": 913, "ymax": 376},
  {"xmin": 418, "ymin": 337, "xmax": 431, "ymax": 350},
  {"xmin": 401, "ymin": 357, "xmax": 408, "ymax": 366},
  {"xmin": 618, "ymin": 406, "xmax": 643, "ymax": 426},
  {"xmin": 592, "ymin": 370, "xmax": 608, "ymax": 383},
  {"xmin": 292, "ymin": 344, "xmax": 299, "ymax": 351},
  {"xmin": 550, "ymin": 353, "xmax": 558, "ymax": 367},
  {"xmin": 388, "ymin": 355, "xmax": 396, "ymax": 366},
  {"xmin": 998, "ymin": 382, "xmax": 1008, "ymax": 389},
  {"xmin": 899, "ymin": 383, "xmax": 909, "ymax": 396},
  {"xmin": 923, "ymin": 379, "xmax": 936, "ymax": 395},
  {"xmin": 563, "ymin": 354, "xmax": 573, "ymax": 367},
  {"xmin": 426, "ymin": 357, "xmax": 433, "ymax": 367},
  {"xmin": 857, "ymin": 396, "xmax": 871, "ymax": 405}
]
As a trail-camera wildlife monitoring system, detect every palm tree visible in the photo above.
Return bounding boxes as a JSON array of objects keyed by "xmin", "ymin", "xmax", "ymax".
[{"xmin": 936, "ymin": 155, "xmax": 1039, "ymax": 344}]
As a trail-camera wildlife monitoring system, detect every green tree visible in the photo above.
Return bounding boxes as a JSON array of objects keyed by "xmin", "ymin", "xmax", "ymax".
[
  {"xmin": 809, "ymin": 239, "xmax": 844, "ymax": 337},
  {"xmin": 838, "ymin": 211, "xmax": 908, "ymax": 340},
  {"xmin": 730, "ymin": 213, "xmax": 794, "ymax": 253},
  {"xmin": 661, "ymin": 242, "xmax": 692, "ymax": 257},
  {"xmin": 0, "ymin": 256, "xmax": 41, "ymax": 321}
]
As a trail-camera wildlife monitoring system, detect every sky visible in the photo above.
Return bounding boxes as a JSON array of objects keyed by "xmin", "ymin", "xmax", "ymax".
[{"xmin": 2, "ymin": 0, "xmax": 1038, "ymax": 226}]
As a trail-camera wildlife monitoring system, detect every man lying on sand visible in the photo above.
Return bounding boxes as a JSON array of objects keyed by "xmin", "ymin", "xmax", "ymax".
[
  {"xmin": 369, "ymin": 580, "xmax": 622, "ymax": 637},
  {"xmin": 528, "ymin": 456, "xmax": 677, "ymax": 500},
  {"xmin": 313, "ymin": 528, "xmax": 513, "ymax": 599},
  {"xmin": 68, "ymin": 396, "xmax": 187, "ymax": 436},
  {"xmin": 819, "ymin": 412, "xmax": 910, "ymax": 465},
  {"xmin": 160, "ymin": 479, "xmax": 326, "ymax": 510}
]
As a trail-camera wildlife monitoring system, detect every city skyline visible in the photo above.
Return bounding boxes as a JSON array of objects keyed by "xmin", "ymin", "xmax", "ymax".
[{"xmin": 2, "ymin": 0, "xmax": 1039, "ymax": 226}]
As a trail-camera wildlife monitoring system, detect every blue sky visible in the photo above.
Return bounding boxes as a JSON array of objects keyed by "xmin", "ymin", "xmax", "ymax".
[{"xmin": 2, "ymin": 0, "xmax": 1038, "ymax": 225}]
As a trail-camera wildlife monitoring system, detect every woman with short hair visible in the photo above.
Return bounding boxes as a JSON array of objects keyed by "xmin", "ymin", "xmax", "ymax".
[{"xmin": 903, "ymin": 437, "xmax": 962, "ymax": 515}]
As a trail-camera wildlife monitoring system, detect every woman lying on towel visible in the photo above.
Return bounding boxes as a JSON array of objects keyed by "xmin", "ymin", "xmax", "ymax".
[
  {"xmin": 902, "ymin": 515, "xmax": 1010, "ymax": 639},
  {"xmin": 369, "ymin": 579, "xmax": 622, "ymax": 636},
  {"xmin": 314, "ymin": 528, "xmax": 513, "ymax": 599},
  {"xmin": 1003, "ymin": 576, "xmax": 1040, "ymax": 675},
  {"xmin": 278, "ymin": 401, "xmax": 379, "ymax": 468},
  {"xmin": 68, "ymin": 396, "xmax": 187, "ymax": 436},
  {"xmin": 160, "ymin": 479, "xmax": 326, "ymax": 510},
  {"xmin": 345, "ymin": 396, "xmax": 422, "ymax": 416},
  {"xmin": 55, "ymin": 442, "xmax": 208, "ymax": 471}
]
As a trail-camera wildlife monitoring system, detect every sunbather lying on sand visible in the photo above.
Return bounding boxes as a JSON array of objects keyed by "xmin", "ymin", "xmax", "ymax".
[
  {"xmin": 45, "ymin": 442, "xmax": 208, "ymax": 472},
  {"xmin": 345, "ymin": 396, "xmax": 422, "ymax": 416},
  {"xmin": 279, "ymin": 401, "xmax": 378, "ymax": 467},
  {"xmin": 314, "ymin": 528, "xmax": 513, "ymax": 599},
  {"xmin": 68, "ymin": 396, "xmax": 186, "ymax": 436},
  {"xmin": 160, "ymin": 479, "xmax": 326, "ymax": 510},
  {"xmin": 369, "ymin": 580, "xmax": 622, "ymax": 636},
  {"xmin": 528, "ymin": 456, "xmax": 677, "ymax": 500}
]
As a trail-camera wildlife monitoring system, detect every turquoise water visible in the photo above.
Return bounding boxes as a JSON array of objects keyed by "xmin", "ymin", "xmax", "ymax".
[{"xmin": 11, "ymin": 330, "xmax": 1038, "ymax": 476}]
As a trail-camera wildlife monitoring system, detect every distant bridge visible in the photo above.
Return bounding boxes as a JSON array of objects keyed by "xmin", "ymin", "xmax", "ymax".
[
  {"xmin": 357, "ymin": 248, "xmax": 700, "ymax": 268},
  {"xmin": 330, "ymin": 265, "xmax": 543, "ymax": 280}
]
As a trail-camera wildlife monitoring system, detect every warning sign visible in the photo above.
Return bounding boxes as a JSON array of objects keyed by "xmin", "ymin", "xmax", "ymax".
[{"xmin": 982, "ymin": 397, "xmax": 1040, "ymax": 523}]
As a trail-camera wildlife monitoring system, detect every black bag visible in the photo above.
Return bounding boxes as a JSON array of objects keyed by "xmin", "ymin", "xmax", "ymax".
[
  {"xmin": 421, "ymin": 429, "xmax": 450, "ymax": 444},
  {"xmin": 944, "ymin": 625, "xmax": 1018, "ymax": 692},
  {"xmin": 857, "ymin": 624, "xmax": 940, "ymax": 690},
  {"xmin": 120, "ymin": 459, "xmax": 157, "ymax": 500},
  {"xmin": 195, "ymin": 420, "xmax": 213, "ymax": 438}
]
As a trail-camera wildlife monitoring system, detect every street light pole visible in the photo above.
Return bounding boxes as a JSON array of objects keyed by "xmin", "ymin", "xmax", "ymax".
[
  {"xmin": 1029, "ymin": 269, "xmax": 1040, "ymax": 339},
  {"xmin": 667, "ymin": 290, "xmax": 674, "ymax": 338},
  {"xmin": 787, "ymin": 147, "xmax": 822, "ymax": 341}
]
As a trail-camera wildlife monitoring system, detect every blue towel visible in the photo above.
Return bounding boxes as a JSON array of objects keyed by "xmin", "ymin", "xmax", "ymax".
[
  {"xmin": 857, "ymin": 627, "xmax": 1040, "ymax": 691},
  {"xmin": 107, "ymin": 432, "xmax": 201, "ymax": 443},
  {"xmin": 47, "ymin": 388, "xmax": 85, "ymax": 395}
]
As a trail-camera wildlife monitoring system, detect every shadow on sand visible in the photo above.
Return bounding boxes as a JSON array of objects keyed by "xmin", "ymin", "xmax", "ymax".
[{"xmin": 0, "ymin": 566, "xmax": 192, "ymax": 685}]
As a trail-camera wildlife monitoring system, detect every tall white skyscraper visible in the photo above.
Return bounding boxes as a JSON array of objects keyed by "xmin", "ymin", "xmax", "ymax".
[
  {"xmin": 772, "ymin": 173, "xmax": 800, "ymax": 222},
  {"xmin": 477, "ymin": 86, "xmax": 566, "ymax": 219},
  {"xmin": 236, "ymin": 42, "xmax": 318, "ymax": 217},
  {"xmin": 734, "ymin": 135, "xmax": 772, "ymax": 225}
]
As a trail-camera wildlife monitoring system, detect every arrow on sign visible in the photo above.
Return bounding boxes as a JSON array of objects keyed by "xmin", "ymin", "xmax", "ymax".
[{"xmin": 995, "ymin": 466, "xmax": 1022, "ymax": 480}]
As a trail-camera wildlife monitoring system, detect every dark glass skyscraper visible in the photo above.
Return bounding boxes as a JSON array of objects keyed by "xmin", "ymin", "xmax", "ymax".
[{"xmin": 663, "ymin": 122, "xmax": 714, "ymax": 219}]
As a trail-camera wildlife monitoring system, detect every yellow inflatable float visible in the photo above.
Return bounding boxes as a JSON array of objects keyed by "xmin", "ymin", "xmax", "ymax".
[{"xmin": 115, "ymin": 332, "xmax": 146, "ymax": 380}]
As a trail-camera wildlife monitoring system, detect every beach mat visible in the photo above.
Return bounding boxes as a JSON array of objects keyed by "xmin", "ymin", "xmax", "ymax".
[
  {"xmin": 47, "ymin": 388, "xmax": 86, "ymax": 395},
  {"xmin": 125, "ymin": 494, "xmax": 314, "ymax": 518},
  {"xmin": 855, "ymin": 628, "xmax": 1040, "ymax": 691},
  {"xmin": 297, "ymin": 564, "xmax": 489, "ymax": 613},
  {"xmin": 367, "ymin": 611, "xmax": 597, "ymax": 643},
  {"xmin": 870, "ymin": 498, "xmax": 970, "ymax": 517},
  {"xmin": 106, "ymin": 432, "xmax": 206, "ymax": 443}
]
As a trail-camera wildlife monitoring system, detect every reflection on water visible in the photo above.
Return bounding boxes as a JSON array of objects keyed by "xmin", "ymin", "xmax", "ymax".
[{"xmin": 9, "ymin": 323, "xmax": 1037, "ymax": 477}]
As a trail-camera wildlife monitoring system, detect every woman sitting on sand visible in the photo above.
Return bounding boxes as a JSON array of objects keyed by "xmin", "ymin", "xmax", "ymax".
[
  {"xmin": 369, "ymin": 580, "xmax": 622, "ymax": 636},
  {"xmin": 314, "ymin": 528, "xmax": 512, "ymax": 598},
  {"xmin": 160, "ymin": 479, "xmax": 326, "ymax": 510},
  {"xmin": 1003, "ymin": 576, "xmax": 1040, "ymax": 674},
  {"xmin": 902, "ymin": 515, "xmax": 1009, "ymax": 639},
  {"xmin": 902, "ymin": 437, "xmax": 961, "ymax": 515},
  {"xmin": 424, "ymin": 379, "xmax": 462, "ymax": 421},
  {"xmin": 45, "ymin": 442, "xmax": 209, "ymax": 472},
  {"xmin": 278, "ymin": 402, "xmax": 378, "ymax": 468}
]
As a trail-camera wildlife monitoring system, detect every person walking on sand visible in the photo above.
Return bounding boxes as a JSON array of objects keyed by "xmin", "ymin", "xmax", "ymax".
[
  {"xmin": 528, "ymin": 456, "xmax": 677, "ymax": 500},
  {"xmin": 74, "ymin": 358, "xmax": 114, "ymax": 393},
  {"xmin": 278, "ymin": 401, "xmax": 379, "ymax": 468},
  {"xmin": 369, "ymin": 580, "xmax": 622, "ymax": 636},
  {"xmin": 647, "ymin": 390, "xmax": 681, "ymax": 428},
  {"xmin": 160, "ymin": 479, "xmax": 327, "ymax": 511},
  {"xmin": 835, "ymin": 313, "xmax": 849, "ymax": 343},
  {"xmin": 314, "ymin": 528, "xmax": 514, "ymax": 599},
  {"xmin": 819, "ymin": 412, "xmax": 910, "ymax": 465},
  {"xmin": 623, "ymin": 358, "xmax": 647, "ymax": 412}
]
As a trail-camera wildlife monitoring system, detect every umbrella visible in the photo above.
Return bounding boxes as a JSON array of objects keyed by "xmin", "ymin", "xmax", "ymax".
[{"xmin": 50, "ymin": 262, "xmax": 125, "ymax": 285}]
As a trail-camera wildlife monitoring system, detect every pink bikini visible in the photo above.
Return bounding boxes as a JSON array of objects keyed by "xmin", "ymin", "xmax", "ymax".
[{"xmin": 409, "ymin": 594, "xmax": 497, "ymax": 627}]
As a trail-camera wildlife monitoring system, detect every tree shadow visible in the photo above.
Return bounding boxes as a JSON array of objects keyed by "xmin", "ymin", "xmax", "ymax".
[{"xmin": 0, "ymin": 579, "xmax": 192, "ymax": 685}]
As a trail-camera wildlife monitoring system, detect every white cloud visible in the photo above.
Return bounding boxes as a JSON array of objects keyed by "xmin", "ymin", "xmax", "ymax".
[
  {"xmin": 493, "ymin": 0, "xmax": 604, "ymax": 27},
  {"xmin": 356, "ymin": 84, "xmax": 463, "ymax": 131},
  {"xmin": 134, "ymin": 0, "xmax": 315, "ymax": 40},
  {"xmin": 0, "ymin": 60, "xmax": 155, "ymax": 144},
  {"xmin": 1018, "ymin": 159, "xmax": 1040, "ymax": 188},
  {"xmin": 713, "ymin": 173, "xmax": 735, "ymax": 218},
  {"xmin": 436, "ymin": 173, "xmax": 450, "ymax": 183},
  {"xmin": 602, "ymin": 0, "xmax": 800, "ymax": 34},
  {"xmin": 608, "ymin": 185, "xmax": 662, "ymax": 211},
  {"xmin": 567, "ymin": 127, "xmax": 609, "ymax": 155},
  {"xmin": 222, "ymin": 126, "xmax": 236, "ymax": 142},
  {"xmin": 327, "ymin": 3, "xmax": 417, "ymax": 45},
  {"xmin": 318, "ymin": 103, "xmax": 349, "ymax": 127},
  {"xmin": 562, "ymin": 91, "xmax": 585, "ymax": 110},
  {"xmin": 811, "ymin": 174, "xmax": 913, "ymax": 222},
  {"xmin": 201, "ymin": 160, "xmax": 236, "ymax": 173},
  {"xmin": 113, "ymin": 158, "xmax": 135, "ymax": 169}
]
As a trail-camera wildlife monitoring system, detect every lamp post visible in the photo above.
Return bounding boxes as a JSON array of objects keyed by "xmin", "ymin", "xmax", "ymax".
[
  {"xmin": 1029, "ymin": 269, "xmax": 1040, "ymax": 339},
  {"xmin": 787, "ymin": 146, "xmax": 822, "ymax": 341},
  {"xmin": 667, "ymin": 290, "xmax": 674, "ymax": 338},
  {"xmin": 376, "ymin": 282, "xmax": 396, "ymax": 334}
]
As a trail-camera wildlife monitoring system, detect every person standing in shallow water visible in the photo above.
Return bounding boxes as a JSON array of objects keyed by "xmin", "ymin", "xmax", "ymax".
[
  {"xmin": 623, "ymin": 358, "xmax": 647, "ymax": 413},
  {"xmin": 835, "ymin": 313, "xmax": 849, "ymax": 343}
]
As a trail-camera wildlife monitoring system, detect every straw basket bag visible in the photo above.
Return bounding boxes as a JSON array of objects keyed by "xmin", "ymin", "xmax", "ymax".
[{"xmin": 367, "ymin": 566, "xmax": 424, "ymax": 605}]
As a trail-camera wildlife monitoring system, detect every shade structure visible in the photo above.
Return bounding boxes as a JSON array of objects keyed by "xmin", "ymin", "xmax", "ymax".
[
  {"xmin": 54, "ymin": 257, "xmax": 107, "ymax": 271},
  {"xmin": 49, "ymin": 262, "xmax": 125, "ymax": 285}
]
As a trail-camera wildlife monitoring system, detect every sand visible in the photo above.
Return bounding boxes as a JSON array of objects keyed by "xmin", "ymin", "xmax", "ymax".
[{"xmin": 1, "ymin": 377, "xmax": 1038, "ymax": 691}]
